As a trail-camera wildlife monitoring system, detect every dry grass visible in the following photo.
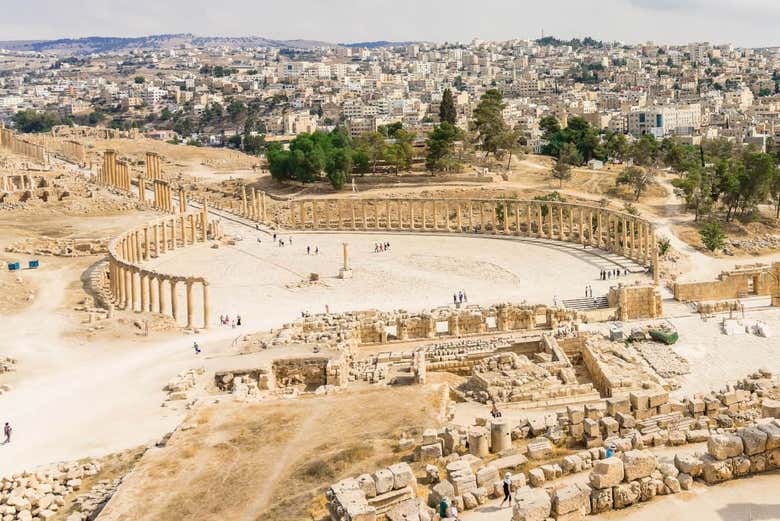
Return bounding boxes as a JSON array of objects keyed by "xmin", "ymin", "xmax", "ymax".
[{"xmin": 98, "ymin": 385, "xmax": 446, "ymax": 521}]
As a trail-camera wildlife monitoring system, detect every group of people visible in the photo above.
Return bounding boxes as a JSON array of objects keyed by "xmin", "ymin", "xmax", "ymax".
[
  {"xmin": 272, "ymin": 233, "xmax": 293, "ymax": 248},
  {"xmin": 374, "ymin": 242, "xmax": 391, "ymax": 253},
  {"xmin": 584, "ymin": 284, "xmax": 594, "ymax": 298},
  {"xmin": 219, "ymin": 314, "xmax": 241, "ymax": 328},
  {"xmin": 600, "ymin": 268, "xmax": 628, "ymax": 280},
  {"xmin": 306, "ymin": 245, "xmax": 320, "ymax": 255},
  {"xmin": 452, "ymin": 290, "xmax": 468, "ymax": 305}
]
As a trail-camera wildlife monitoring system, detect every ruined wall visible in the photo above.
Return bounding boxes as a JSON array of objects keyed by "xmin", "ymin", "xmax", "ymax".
[
  {"xmin": 608, "ymin": 284, "xmax": 663, "ymax": 321},
  {"xmin": 673, "ymin": 264, "xmax": 780, "ymax": 302}
]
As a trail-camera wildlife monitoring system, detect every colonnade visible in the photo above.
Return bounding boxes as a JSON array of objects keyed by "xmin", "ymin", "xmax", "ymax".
[
  {"xmin": 239, "ymin": 185, "xmax": 268, "ymax": 222},
  {"xmin": 1, "ymin": 174, "xmax": 36, "ymax": 192},
  {"xmin": 106, "ymin": 204, "xmax": 216, "ymax": 329},
  {"xmin": 98, "ymin": 150, "xmax": 131, "ymax": 191},
  {"xmin": 153, "ymin": 179, "xmax": 174, "ymax": 212},
  {"xmin": 287, "ymin": 198, "xmax": 659, "ymax": 281},
  {"xmin": 145, "ymin": 152, "xmax": 163, "ymax": 180},
  {"xmin": 0, "ymin": 127, "xmax": 47, "ymax": 164}
]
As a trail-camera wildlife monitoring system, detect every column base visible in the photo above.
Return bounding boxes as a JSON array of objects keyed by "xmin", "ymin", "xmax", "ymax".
[{"xmin": 338, "ymin": 268, "xmax": 353, "ymax": 279}]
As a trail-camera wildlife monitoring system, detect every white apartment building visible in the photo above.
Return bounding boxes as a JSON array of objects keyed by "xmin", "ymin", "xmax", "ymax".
[{"xmin": 627, "ymin": 104, "xmax": 701, "ymax": 137}]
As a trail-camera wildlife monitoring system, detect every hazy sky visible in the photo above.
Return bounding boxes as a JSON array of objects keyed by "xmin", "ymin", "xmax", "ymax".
[{"xmin": 1, "ymin": 0, "xmax": 779, "ymax": 47}]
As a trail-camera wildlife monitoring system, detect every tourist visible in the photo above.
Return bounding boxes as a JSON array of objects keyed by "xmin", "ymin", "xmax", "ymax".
[
  {"xmin": 449, "ymin": 504, "xmax": 459, "ymax": 520},
  {"xmin": 3, "ymin": 422, "xmax": 11, "ymax": 444},
  {"xmin": 315, "ymin": 246, "xmax": 319, "ymax": 255},
  {"xmin": 273, "ymin": 233, "xmax": 277, "ymax": 241},
  {"xmin": 490, "ymin": 402, "xmax": 502, "ymax": 418},
  {"xmin": 237, "ymin": 315, "xmax": 242, "ymax": 326},
  {"xmin": 453, "ymin": 293, "xmax": 458, "ymax": 305},
  {"xmin": 463, "ymin": 291, "xmax": 468, "ymax": 302},
  {"xmin": 307, "ymin": 246, "xmax": 311, "ymax": 255},
  {"xmin": 439, "ymin": 497, "xmax": 450, "ymax": 518},
  {"xmin": 193, "ymin": 342, "xmax": 201, "ymax": 354},
  {"xmin": 289, "ymin": 236, "xmax": 293, "ymax": 245},
  {"xmin": 500, "ymin": 473, "xmax": 512, "ymax": 507}
]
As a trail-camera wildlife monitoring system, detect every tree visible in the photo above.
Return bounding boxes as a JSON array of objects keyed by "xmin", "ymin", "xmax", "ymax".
[
  {"xmin": 134, "ymin": 76, "xmax": 145, "ymax": 84},
  {"xmin": 354, "ymin": 131, "xmax": 386, "ymax": 173},
  {"xmin": 699, "ymin": 221, "xmax": 725, "ymax": 252},
  {"xmin": 425, "ymin": 122, "xmax": 459, "ymax": 173},
  {"xmin": 439, "ymin": 88, "xmax": 457, "ymax": 126},
  {"xmin": 616, "ymin": 166, "xmax": 654, "ymax": 201},
  {"xmin": 604, "ymin": 131, "xmax": 629, "ymax": 162},
  {"xmin": 496, "ymin": 126, "xmax": 526, "ymax": 171},
  {"xmin": 384, "ymin": 129, "xmax": 416, "ymax": 173},
  {"xmin": 243, "ymin": 134, "xmax": 266, "ymax": 155},
  {"xmin": 12, "ymin": 110, "xmax": 60, "ymax": 133},
  {"xmin": 629, "ymin": 134, "xmax": 659, "ymax": 167},
  {"xmin": 558, "ymin": 142, "xmax": 583, "ymax": 166},
  {"xmin": 551, "ymin": 160, "xmax": 572, "ymax": 187},
  {"xmin": 471, "ymin": 89, "xmax": 507, "ymax": 159},
  {"xmin": 226, "ymin": 134, "xmax": 242, "ymax": 148},
  {"xmin": 671, "ymin": 164, "xmax": 714, "ymax": 222}
]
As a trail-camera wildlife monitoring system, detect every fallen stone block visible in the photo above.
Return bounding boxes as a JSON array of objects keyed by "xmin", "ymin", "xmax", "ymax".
[
  {"xmin": 612, "ymin": 481, "xmax": 641, "ymax": 509},
  {"xmin": 738, "ymin": 427, "xmax": 768, "ymax": 456},
  {"xmin": 552, "ymin": 484, "xmax": 590, "ymax": 516},
  {"xmin": 622, "ymin": 450, "xmax": 656, "ymax": 481},
  {"xmin": 512, "ymin": 487, "xmax": 551, "ymax": 521},
  {"xmin": 589, "ymin": 457, "xmax": 624, "ymax": 489},
  {"xmin": 708, "ymin": 434, "xmax": 744, "ymax": 461}
]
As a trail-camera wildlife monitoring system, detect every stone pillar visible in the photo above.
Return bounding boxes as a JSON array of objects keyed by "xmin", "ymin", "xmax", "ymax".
[
  {"xmin": 652, "ymin": 227, "xmax": 659, "ymax": 284},
  {"xmin": 118, "ymin": 265, "xmax": 126, "ymax": 308},
  {"xmin": 630, "ymin": 219, "xmax": 637, "ymax": 260},
  {"xmin": 468, "ymin": 427, "xmax": 490, "ymax": 458},
  {"xmin": 161, "ymin": 220, "xmax": 168, "ymax": 253},
  {"xmin": 144, "ymin": 226, "xmax": 150, "ymax": 260},
  {"xmin": 468, "ymin": 201, "xmax": 474, "ymax": 230},
  {"xmin": 514, "ymin": 203, "xmax": 520, "ymax": 236},
  {"xmin": 138, "ymin": 177, "xmax": 146, "ymax": 203},
  {"xmin": 410, "ymin": 200, "xmax": 416, "ymax": 230},
  {"xmin": 202, "ymin": 281, "xmax": 210, "ymax": 329},
  {"xmin": 385, "ymin": 199, "xmax": 390, "ymax": 230},
  {"xmin": 190, "ymin": 214, "xmax": 196, "ymax": 243},
  {"xmin": 457, "ymin": 203, "xmax": 463, "ymax": 231},
  {"xmin": 490, "ymin": 419, "xmax": 511, "ymax": 453},
  {"xmin": 170, "ymin": 279, "xmax": 178, "ymax": 324},
  {"xmin": 158, "ymin": 277, "xmax": 167, "ymax": 316},
  {"xmin": 503, "ymin": 203, "xmax": 509, "ymax": 234},
  {"xmin": 537, "ymin": 204, "xmax": 543, "ymax": 237},
  {"xmin": 179, "ymin": 189, "xmax": 187, "ymax": 214},
  {"xmin": 185, "ymin": 279, "xmax": 194, "ymax": 330},
  {"xmin": 132, "ymin": 269, "xmax": 140, "ymax": 312},
  {"xmin": 201, "ymin": 199, "xmax": 209, "ymax": 242},
  {"xmin": 241, "ymin": 186, "xmax": 248, "ymax": 217},
  {"xmin": 140, "ymin": 272, "xmax": 149, "ymax": 312},
  {"xmin": 432, "ymin": 200, "xmax": 438, "ymax": 230}
]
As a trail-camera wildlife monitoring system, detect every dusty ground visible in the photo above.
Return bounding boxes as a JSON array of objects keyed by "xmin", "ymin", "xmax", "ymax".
[{"xmin": 97, "ymin": 385, "xmax": 446, "ymax": 521}]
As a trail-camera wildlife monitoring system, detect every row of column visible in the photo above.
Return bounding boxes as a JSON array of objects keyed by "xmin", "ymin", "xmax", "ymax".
[
  {"xmin": 99, "ymin": 150, "xmax": 131, "ymax": 191},
  {"xmin": 108, "ymin": 209, "xmax": 214, "ymax": 329},
  {"xmin": 62, "ymin": 140, "xmax": 86, "ymax": 165},
  {"xmin": 153, "ymin": 179, "xmax": 173, "ymax": 212},
  {"xmin": 289, "ymin": 198, "xmax": 658, "ymax": 273},
  {"xmin": 0, "ymin": 127, "xmax": 47, "ymax": 164},
  {"xmin": 145, "ymin": 152, "xmax": 162, "ymax": 180},
  {"xmin": 239, "ymin": 185, "xmax": 268, "ymax": 222}
]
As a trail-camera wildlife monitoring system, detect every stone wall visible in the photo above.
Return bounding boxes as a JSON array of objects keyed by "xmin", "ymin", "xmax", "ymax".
[
  {"xmin": 673, "ymin": 263, "xmax": 780, "ymax": 303},
  {"xmin": 607, "ymin": 284, "xmax": 663, "ymax": 321}
]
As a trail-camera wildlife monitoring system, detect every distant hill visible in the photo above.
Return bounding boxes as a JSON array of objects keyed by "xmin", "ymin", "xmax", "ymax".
[
  {"xmin": 0, "ymin": 34, "xmax": 337, "ymax": 55},
  {"xmin": 339, "ymin": 41, "xmax": 417, "ymax": 49}
]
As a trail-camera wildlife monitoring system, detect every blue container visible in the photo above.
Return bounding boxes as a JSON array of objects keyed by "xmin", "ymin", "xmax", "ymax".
[
  {"xmin": 7, "ymin": 262, "xmax": 20, "ymax": 271},
  {"xmin": 28, "ymin": 260, "xmax": 39, "ymax": 269}
]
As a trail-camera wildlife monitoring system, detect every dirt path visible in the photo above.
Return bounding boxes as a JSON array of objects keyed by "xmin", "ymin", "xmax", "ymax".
[{"xmin": 242, "ymin": 407, "xmax": 327, "ymax": 521}]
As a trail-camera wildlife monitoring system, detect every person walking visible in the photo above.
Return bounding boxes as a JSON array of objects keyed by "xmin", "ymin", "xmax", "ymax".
[
  {"xmin": 193, "ymin": 342, "xmax": 201, "ymax": 355},
  {"xmin": 307, "ymin": 246, "xmax": 311, "ymax": 255},
  {"xmin": 3, "ymin": 422, "xmax": 11, "ymax": 444},
  {"xmin": 500, "ymin": 473, "xmax": 512, "ymax": 507},
  {"xmin": 237, "ymin": 315, "xmax": 242, "ymax": 326},
  {"xmin": 453, "ymin": 293, "xmax": 458, "ymax": 305}
]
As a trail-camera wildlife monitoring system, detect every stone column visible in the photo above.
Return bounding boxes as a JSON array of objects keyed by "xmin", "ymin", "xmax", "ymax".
[
  {"xmin": 158, "ymin": 277, "xmax": 167, "ymax": 315},
  {"xmin": 361, "ymin": 201, "xmax": 367, "ymax": 229},
  {"xmin": 468, "ymin": 201, "xmax": 474, "ymax": 230},
  {"xmin": 118, "ymin": 265, "xmax": 126, "ymax": 308},
  {"xmin": 537, "ymin": 204, "xmax": 543, "ymax": 238},
  {"xmin": 185, "ymin": 279, "xmax": 194, "ymax": 330},
  {"xmin": 138, "ymin": 177, "xmax": 146, "ymax": 203},
  {"xmin": 351, "ymin": 200, "xmax": 357, "ymax": 228},
  {"xmin": 202, "ymin": 281, "xmax": 210, "ymax": 329},
  {"xmin": 140, "ymin": 271, "xmax": 149, "ymax": 312},
  {"xmin": 503, "ymin": 203, "xmax": 509, "ymax": 234},
  {"xmin": 132, "ymin": 269, "xmax": 140, "ymax": 312},
  {"xmin": 652, "ymin": 226, "xmax": 659, "ymax": 284},
  {"xmin": 385, "ymin": 199, "xmax": 390, "ymax": 230},
  {"xmin": 514, "ymin": 203, "xmax": 520, "ymax": 236},
  {"xmin": 201, "ymin": 199, "xmax": 209, "ymax": 242},
  {"xmin": 170, "ymin": 279, "xmax": 178, "ymax": 324},
  {"xmin": 161, "ymin": 220, "xmax": 168, "ymax": 253},
  {"xmin": 190, "ymin": 214, "xmax": 196, "ymax": 243},
  {"xmin": 410, "ymin": 200, "xmax": 416, "ymax": 230},
  {"xmin": 457, "ymin": 203, "xmax": 463, "ymax": 231},
  {"xmin": 241, "ymin": 186, "xmax": 248, "ymax": 217},
  {"xmin": 432, "ymin": 200, "xmax": 438, "ymax": 230}
]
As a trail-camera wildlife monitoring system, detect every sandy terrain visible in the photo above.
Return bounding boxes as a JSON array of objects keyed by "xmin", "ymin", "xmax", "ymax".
[
  {"xmin": 97, "ymin": 385, "xmax": 446, "ymax": 521},
  {"xmin": 143, "ymin": 224, "xmax": 650, "ymax": 330}
]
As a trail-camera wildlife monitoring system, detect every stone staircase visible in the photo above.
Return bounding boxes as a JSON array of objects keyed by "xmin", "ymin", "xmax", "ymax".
[{"xmin": 563, "ymin": 296, "xmax": 609, "ymax": 311}]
